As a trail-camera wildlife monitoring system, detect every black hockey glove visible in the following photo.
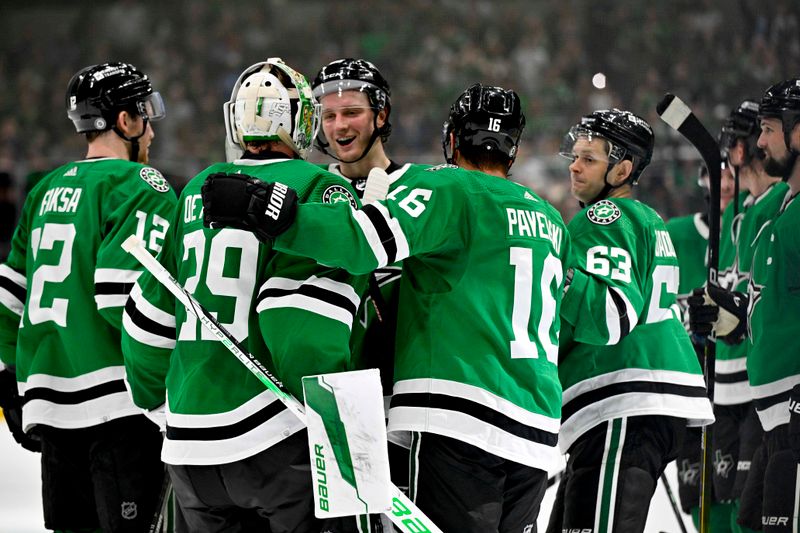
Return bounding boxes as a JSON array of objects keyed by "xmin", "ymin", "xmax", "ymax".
[
  {"xmin": 788, "ymin": 384, "xmax": 800, "ymax": 463},
  {"xmin": 201, "ymin": 173, "xmax": 298, "ymax": 242},
  {"xmin": 687, "ymin": 285, "xmax": 749, "ymax": 345},
  {"xmin": 0, "ymin": 367, "xmax": 40, "ymax": 453}
]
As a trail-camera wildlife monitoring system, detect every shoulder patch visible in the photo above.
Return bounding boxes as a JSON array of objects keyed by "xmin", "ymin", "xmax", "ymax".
[
  {"xmin": 322, "ymin": 184, "xmax": 358, "ymax": 208},
  {"xmin": 139, "ymin": 167, "xmax": 170, "ymax": 193},
  {"xmin": 426, "ymin": 163, "xmax": 459, "ymax": 172},
  {"xmin": 586, "ymin": 199, "xmax": 621, "ymax": 225}
]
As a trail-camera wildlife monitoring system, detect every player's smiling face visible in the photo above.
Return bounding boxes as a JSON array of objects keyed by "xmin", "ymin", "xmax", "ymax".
[
  {"xmin": 320, "ymin": 91, "xmax": 384, "ymax": 162},
  {"xmin": 568, "ymin": 137, "xmax": 611, "ymax": 203}
]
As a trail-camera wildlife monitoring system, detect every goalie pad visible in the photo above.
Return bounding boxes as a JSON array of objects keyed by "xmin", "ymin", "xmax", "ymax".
[{"xmin": 303, "ymin": 369, "xmax": 392, "ymax": 519}]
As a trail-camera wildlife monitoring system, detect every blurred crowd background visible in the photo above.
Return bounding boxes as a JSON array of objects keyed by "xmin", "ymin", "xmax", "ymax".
[{"xmin": 1, "ymin": 0, "xmax": 798, "ymax": 258}]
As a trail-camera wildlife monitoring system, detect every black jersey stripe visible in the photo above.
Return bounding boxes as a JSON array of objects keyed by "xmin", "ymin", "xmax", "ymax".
[
  {"xmin": 22, "ymin": 379, "xmax": 127, "ymax": 405},
  {"xmin": 608, "ymin": 289, "xmax": 631, "ymax": 338},
  {"xmin": 362, "ymin": 204, "xmax": 397, "ymax": 264},
  {"xmin": 95, "ymin": 281, "xmax": 136, "ymax": 296},
  {"xmin": 753, "ymin": 390, "xmax": 791, "ymax": 413},
  {"xmin": 166, "ymin": 400, "xmax": 287, "ymax": 441},
  {"xmin": 0, "ymin": 274, "xmax": 26, "ymax": 302},
  {"xmin": 256, "ymin": 284, "xmax": 358, "ymax": 317},
  {"xmin": 715, "ymin": 370, "xmax": 748, "ymax": 384},
  {"xmin": 390, "ymin": 392, "xmax": 558, "ymax": 446},
  {"xmin": 561, "ymin": 380, "xmax": 708, "ymax": 422},
  {"xmin": 125, "ymin": 298, "xmax": 177, "ymax": 339}
]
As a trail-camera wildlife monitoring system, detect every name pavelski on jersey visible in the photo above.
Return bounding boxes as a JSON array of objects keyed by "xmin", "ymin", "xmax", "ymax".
[
  {"xmin": 321, "ymin": 184, "xmax": 357, "ymax": 207},
  {"xmin": 586, "ymin": 199, "xmax": 621, "ymax": 225}
]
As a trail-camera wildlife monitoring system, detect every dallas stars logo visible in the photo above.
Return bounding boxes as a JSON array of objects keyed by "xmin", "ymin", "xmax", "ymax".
[
  {"xmin": 719, "ymin": 256, "xmax": 748, "ymax": 290},
  {"xmin": 586, "ymin": 200, "xmax": 621, "ymax": 225},
  {"xmin": 322, "ymin": 184, "xmax": 357, "ymax": 208},
  {"xmin": 747, "ymin": 274, "xmax": 764, "ymax": 340}
]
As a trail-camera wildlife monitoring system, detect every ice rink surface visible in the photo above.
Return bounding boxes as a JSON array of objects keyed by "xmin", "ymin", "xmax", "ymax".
[{"xmin": 0, "ymin": 422, "xmax": 693, "ymax": 532}]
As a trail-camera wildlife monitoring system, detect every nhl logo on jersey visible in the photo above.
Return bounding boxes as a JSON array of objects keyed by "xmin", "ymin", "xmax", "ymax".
[
  {"xmin": 139, "ymin": 167, "xmax": 170, "ymax": 193},
  {"xmin": 586, "ymin": 200, "xmax": 621, "ymax": 225},
  {"xmin": 120, "ymin": 501, "xmax": 138, "ymax": 520},
  {"xmin": 322, "ymin": 184, "xmax": 357, "ymax": 207}
]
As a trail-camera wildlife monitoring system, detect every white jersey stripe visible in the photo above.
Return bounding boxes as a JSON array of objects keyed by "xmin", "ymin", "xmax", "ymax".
[
  {"xmin": 0, "ymin": 264, "xmax": 27, "ymax": 287},
  {"xmin": 123, "ymin": 310, "xmax": 176, "ymax": 349},
  {"xmin": 370, "ymin": 201, "xmax": 411, "ymax": 262},
  {"xmin": 352, "ymin": 208, "xmax": 388, "ymax": 267},
  {"xmin": 95, "ymin": 268, "xmax": 140, "ymax": 284}
]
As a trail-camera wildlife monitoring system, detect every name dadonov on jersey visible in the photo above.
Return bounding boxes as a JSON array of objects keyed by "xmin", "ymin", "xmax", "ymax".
[{"xmin": 506, "ymin": 208, "xmax": 563, "ymax": 254}]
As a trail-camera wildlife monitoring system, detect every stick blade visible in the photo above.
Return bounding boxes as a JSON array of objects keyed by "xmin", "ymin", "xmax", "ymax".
[
  {"xmin": 657, "ymin": 93, "xmax": 692, "ymax": 130},
  {"xmin": 363, "ymin": 167, "xmax": 391, "ymax": 204},
  {"xmin": 122, "ymin": 234, "xmax": 144, "ymax": 253}
]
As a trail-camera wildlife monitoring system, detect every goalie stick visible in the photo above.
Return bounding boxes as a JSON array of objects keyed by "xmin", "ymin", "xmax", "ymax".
[
  {"xmin": 121, "ymin": 235, "xmax": 444, "ymax": 533},
  {"xmin": 657, "ymin": 93, "xmax": 721, "ymax": 533}
]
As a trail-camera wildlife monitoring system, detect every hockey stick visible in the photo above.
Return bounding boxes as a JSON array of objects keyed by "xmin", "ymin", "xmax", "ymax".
[
  {"xmin": 657, "ymin": 94, "xmax": 721, "ymax": 533},
  {"xmin": 660, "ymin": 472, "xmax": 689, "ymax": 533},
  {"xmin": 121, "ymin": 235, "xmax": 444, "ymax": 533},
  {"xmin": 148, "ymin": 470, "xmax": 172, "ymax": 533}
]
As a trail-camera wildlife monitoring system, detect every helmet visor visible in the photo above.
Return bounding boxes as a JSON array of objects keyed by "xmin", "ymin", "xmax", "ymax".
[
  {"xmin": 141, "ymin": 92, "xmax": 166, "ymax": 122},
  {"xmin": 559, "ymin": 125, "xmax": 619, "ymax": 164},
  {"xmin": 313, "ymin": 80, "xmax": 385, "ymax": 108}
]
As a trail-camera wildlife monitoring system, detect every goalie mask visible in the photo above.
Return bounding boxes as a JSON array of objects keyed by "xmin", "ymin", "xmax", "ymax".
[
  {"xmin": 66, "ymin": 62, "xmax": 165, "ymax": 161},
  {"xmin": 224, "ymin": 58, "xmax": 320, "ymax": 160},
  {"xmin": 311, "ymin": 58, "xmax": 392, "ymax": 163},
  {"xmin": 442, "ymin": 83, "xmax": 525, "ymax": 166}
]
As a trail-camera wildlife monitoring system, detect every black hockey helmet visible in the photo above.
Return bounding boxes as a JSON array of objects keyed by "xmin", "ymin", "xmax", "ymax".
[
  {"xmin": 760, "ymin": 78, "xmax": 800, "ymax": 154},
  {"xmin": 442, "ymin": 83, "xmax": 525, "ymax": 166},
  {"xmin": 66, "ymin": 62, "xmax": 164, "ymax": 134},
  {"xmin": 311, "ymin": 58, "xmax": 392, "ymax": 163},
  {"xmin": 560, "ymin": 108, "xmax": 654, "ymax": 184},
  {"xmin": 312, "ymin": 58, "xmax": 391, "ymax": 139},
  {"xmin": 720, "ymin": 99, "xmax": 762, "ymax": 164}
]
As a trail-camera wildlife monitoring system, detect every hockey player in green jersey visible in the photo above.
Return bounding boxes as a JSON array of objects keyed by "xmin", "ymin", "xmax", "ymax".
[
  {"xmin": 691, "ymin": 79, "xmax": 800, "ymax": 533},
  {"xmin": 121, "ymin": 58, "xmax": 366, "ymax": 533},
  {"xmin": 0, "ymin": 62, "xmax": 175, "ymax": 532},
  {"xmin": 313, "ymin": 58, "xmax": 410, "ymax": 531},
  {"xmin": 547, "ymin": 109, "xmax": 714, "ymax": 533},
  {"xmin": 667, "ymin": 160, "xmax": 736, "ymax": 529},
  {"xmin": 202, "ymin": 83, "xmax": 571, "ymax": 533}
]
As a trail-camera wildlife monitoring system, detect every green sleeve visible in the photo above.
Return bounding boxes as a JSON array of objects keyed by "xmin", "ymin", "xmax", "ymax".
[{"xmin": 561, "ymin": 209, "xmax": 647, "ymax": 345}]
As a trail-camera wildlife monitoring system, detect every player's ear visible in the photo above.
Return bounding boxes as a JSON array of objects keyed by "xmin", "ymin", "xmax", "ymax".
[
  {"xmin": 376, "ymin": 107, "xmax": 389, "ymax": 129},
  {"xmin": 117, "ymin": 110, "xmax": 138, "ymax": 136},
  {"xmin": 610, "ymin": 160, "xmax": 633, "ymax": 186}
]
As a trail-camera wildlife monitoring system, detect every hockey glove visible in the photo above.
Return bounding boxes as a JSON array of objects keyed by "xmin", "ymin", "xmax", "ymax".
[
  {"xmin": 0, "ymin": 367, "xmax": 40, "ymax": 452},
  {"xmin": 687, "ymin": 285, "xmax": 749, "ymax": 344},
  {"xmin": 789, "ymin": 384, "xmax": 800, "ymax": 463},
  {"xmin": 201, "ymin": 173, "xmax": 298, "ymax": 242}
]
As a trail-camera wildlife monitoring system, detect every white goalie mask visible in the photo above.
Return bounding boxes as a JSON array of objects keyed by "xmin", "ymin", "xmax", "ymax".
[{"xmin": 224, "ymin": 58, "xmax": 321, "ymax": 161}]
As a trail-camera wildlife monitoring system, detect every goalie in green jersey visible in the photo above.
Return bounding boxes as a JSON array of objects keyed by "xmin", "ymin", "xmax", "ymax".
[
  {"xmin": 547, "ymin": 109, "xmax": 714, "ymax": 533},
  {"xmin": 202, "ymin": 83, "xmax": 571, "ymax": 533},
  {"xmin": 121, "ymin": 58, "xmax": 366, "ymax": 533},
  {"xmin": 0, "ymin": 62, "xmax": 176, "ymax": 532}
]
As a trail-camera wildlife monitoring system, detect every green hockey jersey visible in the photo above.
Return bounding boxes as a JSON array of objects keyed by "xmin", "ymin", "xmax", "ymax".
[
  {"xmin": 323, "ymin": 161, "xmax": 410, "ymax": 399},
  {"xmin": 665, "ymin": 212, "xmax": 708, "ymax": 310},
  {"xmin": 121, "ymin": 156, "xmax": 366, "ymax": 465},
  {"xmin": 558, "ymin": 198, "xmax": 714, "ymax": 451},
  {"xmin": 715, "ymin": 184, "xmax": 785, "ymax": 405},
  {"xmin": 274, "ymin": 163, "xmax": 570, "ymax": 470},
  {"xmin": 0, "ymin": 158, "xmax": 176, "ymax": 431},
  {"xmin": 747, "ymin": 185, "xmax": 798, "ymax": 431}
]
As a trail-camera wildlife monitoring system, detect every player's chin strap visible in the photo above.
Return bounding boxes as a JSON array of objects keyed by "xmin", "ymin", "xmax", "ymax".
[
  {"xmin": 316, "ymin": 111, "xmax": 385, "ymax": 164},
  {"xmin": 580, "ymin": 164, "xmax": 628, "ymax": 208},
  {"xmin": 113, "ymin": 116, "xmax": 150, "ymax": 162}
]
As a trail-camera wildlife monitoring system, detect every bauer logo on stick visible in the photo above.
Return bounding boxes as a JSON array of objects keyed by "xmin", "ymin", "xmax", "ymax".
[{"xmin": 586, "ymin": 199, "xmax": 621, "ymax": 225}]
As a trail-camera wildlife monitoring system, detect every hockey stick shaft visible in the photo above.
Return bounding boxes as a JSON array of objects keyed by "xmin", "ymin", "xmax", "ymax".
[
  {"xmin": 148, "ymin": 470, "xmax": 172, "ymax": 533},
  {"xmin": 122, "ymin": 236, "xmax": 443, "ymax": 533},
  {"xmin": 657, "ymin": 94, "xmax": 721, "ymax": 533},
  {"xmin": 660, "ymin": 472, "xmax": 689, "ymax": 533}
]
